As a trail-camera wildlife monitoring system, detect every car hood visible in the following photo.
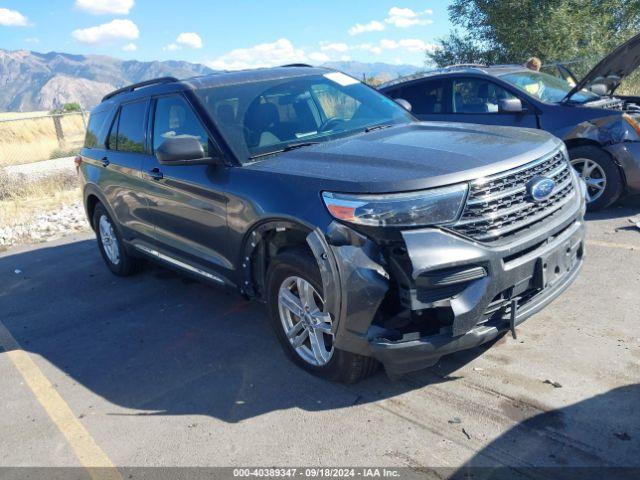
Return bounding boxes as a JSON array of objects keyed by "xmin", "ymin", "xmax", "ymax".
[
  {"xmin": 565, "ymin": 32, "xmax": 640, "ymax": 100},
  {"xmin": 245, "ymin": 122, "xmax": 562, "ymax": 193}
]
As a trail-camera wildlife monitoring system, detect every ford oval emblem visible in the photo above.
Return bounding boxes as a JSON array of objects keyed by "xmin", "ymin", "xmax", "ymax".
[{"xmin": 528, "ymin": 176, "xmax": 555, "ymax": 202}]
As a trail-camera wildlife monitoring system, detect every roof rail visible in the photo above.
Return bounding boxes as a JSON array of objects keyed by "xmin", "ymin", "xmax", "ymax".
[
  {"xmin": 102, "ymin": 76, "xmax": 179, "ymax": 102},
  {"xmin": 443, "ymin": 63, "xmax": 487, "ymax": 69},
  {"xmin": 279, "ymin": 63, "xmax": 314, "ymax": 68}
]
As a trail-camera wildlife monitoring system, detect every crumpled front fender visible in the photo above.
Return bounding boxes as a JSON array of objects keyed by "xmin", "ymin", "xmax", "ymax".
[{"xmin": 306, "ymin": 223, "xmax": 389, "ymax": 356}]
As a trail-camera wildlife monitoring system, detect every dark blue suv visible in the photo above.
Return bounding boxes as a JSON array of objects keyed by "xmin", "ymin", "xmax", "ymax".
[{"xmin": 380, "ymin": 33, "xmax": 640, "ymax": 210}]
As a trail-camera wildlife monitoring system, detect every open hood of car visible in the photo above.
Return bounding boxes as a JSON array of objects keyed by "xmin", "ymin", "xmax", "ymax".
[{"xmin": 564, "ymin": 32, "xmax": 640, "ymax": 101}]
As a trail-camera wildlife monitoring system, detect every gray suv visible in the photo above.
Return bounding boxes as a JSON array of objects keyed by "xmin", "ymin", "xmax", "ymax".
[{"xmin": 78, "ymin": 66, "xmax": 587, "ymax": 383}]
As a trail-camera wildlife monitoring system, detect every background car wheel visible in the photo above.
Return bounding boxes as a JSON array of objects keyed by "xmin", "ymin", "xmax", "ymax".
[
  {"xmin": 569, "ymin": 145, "xmax": 623, "ymax": 211},
  {"xmin": 92, "ymin": 203, "xmax": 141, "ymax": 276},
  {"xmin": 266, "ymin": 248, "xmax": 378, "ymax": 384}
]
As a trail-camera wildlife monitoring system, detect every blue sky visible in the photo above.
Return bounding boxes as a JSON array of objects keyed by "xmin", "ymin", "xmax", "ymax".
[{"xmin": 0, "ymin": 0, "xmax": 454, "ymax": 68}]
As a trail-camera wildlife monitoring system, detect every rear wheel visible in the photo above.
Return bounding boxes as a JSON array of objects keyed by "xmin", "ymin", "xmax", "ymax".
[
  {"xmin": 266, "ymin": 249, "xmax": 378, "ymax": 383},
  {"xmin": 569, "ymin": 145, "xmax": 623, "ymax": 211},
  {"xmin": 92, "ymin": 203, "xmax": 140, "ymax": 276}
]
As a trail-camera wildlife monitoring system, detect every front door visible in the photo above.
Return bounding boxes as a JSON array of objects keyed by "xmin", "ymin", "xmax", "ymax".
[
  {"xmin": 139, "ymin": 93, "xmax": 231, "ymax": 275},
  {"xmin": 442, "ymin": 77, "xmax": 538, "ymax": 128}
]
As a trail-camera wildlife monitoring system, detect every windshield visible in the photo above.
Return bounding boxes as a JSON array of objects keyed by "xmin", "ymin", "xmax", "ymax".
[
  {"xmin": 500, "ymin": 70, "xmax": 600, "ymax": 104},
  {"xmin": 192, "ymin": 72, "xmax": 413, "ymax": 163}
]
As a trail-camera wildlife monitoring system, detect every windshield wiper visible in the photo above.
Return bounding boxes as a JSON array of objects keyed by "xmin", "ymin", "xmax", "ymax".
[
  {"xmin": 248, "ymin": 141, "xmax": 320, "ymax": 160},
  {"xmin": 364, "ymin": 123, "xmax": 394, "ymax": 133}
]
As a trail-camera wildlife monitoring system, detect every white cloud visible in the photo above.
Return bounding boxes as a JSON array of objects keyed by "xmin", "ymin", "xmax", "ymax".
[
  {"xmin": 206, "ymin": 38, "xmax": 306, "ymax": 70},
  {"xmin": 25, "ymin": 37, "xmax": 40, "ymax": 44},
  {"xmin": 164, "ymin": 32, "xmax": 203, "ymax": 51},
  {"xmin": 354, "ymin": 38, "xmax": 438, "ymax": 56},
  {"xmin": 0, "ymin": 8, "xmax": 28, "ymax": 26},
  {"xmin": 308, "ymin": 52, "xmax": 330, "ymax": 63},
  {"xmin": 75, "ymin": 0, "xmax": 134, "ymax": 15},
  {"xmin": 348, "ymin": 20, "xmax": 385, "ymax": 36},
  {"xmin": 340, "ymin": 55, "xmax": 352, "ymax": 62},
  {"xmin": 176, "ymin": 32, "xmax": 203, "ymax": 49},
  {"xmin": 385, "ymin": 7, "xmax": 433, "ymax": 28},
  {"xmin": 122, "ymin": 42, "xmax": 137, "ymax": 51},
  {"xmin": 72, "ymin": 19, "xmax": 139, "ymax": 44},
  {"xmin": 320, "ymin": 42, "xmax": 349, "ymax": 53},
  {"xmin": 354, "ymin": 43, "xmax": 383, "ymax": 55}
]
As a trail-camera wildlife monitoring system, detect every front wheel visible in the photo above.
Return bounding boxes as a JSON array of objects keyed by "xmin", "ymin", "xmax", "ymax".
[
  {"xmin": 569, "ymin": 146, "xmax": 623, "ymax": 211},
  {"xmin": 266, "ymin": 249, "xmax": 378, "ymax": 383}
]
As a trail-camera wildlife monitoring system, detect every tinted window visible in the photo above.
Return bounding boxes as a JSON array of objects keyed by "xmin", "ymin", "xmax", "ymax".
[
  {"xmin": 452, "ymin": 79, "xmax": 517, "ymax": 114},
  {"xmin": 153, "ymin": 95, "xmax": 209, "ymax": 155},
  {"xmin": 84, "ymin": 111, "xmax": 108, "ymax": 148},
  {"xmin": 398, "ymin": 80, "xmax": 446, "ymax": 114},
  {"xmin": 110, "ymin": 101, "xmax": 146, "ymax": 153}
]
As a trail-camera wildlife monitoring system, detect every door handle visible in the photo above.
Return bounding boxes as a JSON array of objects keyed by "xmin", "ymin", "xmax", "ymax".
[
  {"xmin": 147, "ymin": 168, "xmax": 163, "ymax": 180},
  {"xmin": 101, "ymin": 157, "xmax": 110, "ymax": 167}
]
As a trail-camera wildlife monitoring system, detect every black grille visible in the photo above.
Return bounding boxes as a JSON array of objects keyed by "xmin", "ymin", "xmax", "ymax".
[{"xmin": 452, "ymin": 150, "xmax": 576, "ymax": 241}]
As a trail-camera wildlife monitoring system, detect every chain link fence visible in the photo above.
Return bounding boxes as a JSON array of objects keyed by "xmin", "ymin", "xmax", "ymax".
[{"xmin": 0, "ymin": 111, "xmax": 87, "ymax": 168}]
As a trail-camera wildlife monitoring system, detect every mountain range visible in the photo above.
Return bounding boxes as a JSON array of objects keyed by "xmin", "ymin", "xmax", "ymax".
[{"xmin": 0, "ymin": 49, "xmax": 420, "ymax": 112}]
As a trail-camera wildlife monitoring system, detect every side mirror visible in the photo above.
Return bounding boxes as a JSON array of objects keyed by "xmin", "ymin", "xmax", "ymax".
[
  {"xmin": 155, "ymin": 136, "xmax": 214, "ymax": 166},
  {"xmin": 498, "ymin": 97, "xmax": 523, "ymax": 113},
  {"xmin": 589, "ymin": 83, "xmax": 608, "ymax": 96},
  {"xmin": 394, "ymin": 98, "xmax": 412, "ymax": 112}
]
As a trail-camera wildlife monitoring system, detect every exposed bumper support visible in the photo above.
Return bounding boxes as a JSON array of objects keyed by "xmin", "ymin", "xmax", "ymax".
[{"xmin": 370, "ymin": 253, "xmax": 583, "ymax": 377}]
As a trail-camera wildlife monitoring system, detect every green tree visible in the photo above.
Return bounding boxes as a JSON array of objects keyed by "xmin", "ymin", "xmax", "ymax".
[{"xmin": 428, "ymin": 0, "xmax": 640, "ymax": 72}]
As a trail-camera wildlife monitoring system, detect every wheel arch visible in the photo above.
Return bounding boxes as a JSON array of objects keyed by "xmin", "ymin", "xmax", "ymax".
[
  {"xmin": 239, "ymin": 218, "xmax": 317, "ymax": 299},
  {"xmin": 566, "ymin": 140, "xmax": 628, "ymax": 189},
  {"xmin": 82, "ymin": 184, "xmax": 124, "ymax": 234}
]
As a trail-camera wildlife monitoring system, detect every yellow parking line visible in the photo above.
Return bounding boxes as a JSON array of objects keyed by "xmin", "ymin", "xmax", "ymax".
[
  {"xmin": 586, "ymin": 240, "xmax": 638, "ymax": 251},
  {"xmin": 0, "ymin": 320, "xmax": 121, "ymax": 480}
]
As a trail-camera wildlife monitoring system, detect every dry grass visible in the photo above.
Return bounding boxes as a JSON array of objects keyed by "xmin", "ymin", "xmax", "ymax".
[
  {"xmin": 0, "ymin": 168, "xmax": 78, "ymax": 201},
  {"xmin": 0, "ymin": 168, "xmax": 84, "ymax": 248},
  {"xmin": 0, "ymin": 111, "xmax": 49, "ymax": 120},
  {"xmin": 0, "ymin": 187, "xmax": 81, "ymax": 228},
  {"xmin": 0, "ymin": 113, "xmax": 86, "ymax": 167}
]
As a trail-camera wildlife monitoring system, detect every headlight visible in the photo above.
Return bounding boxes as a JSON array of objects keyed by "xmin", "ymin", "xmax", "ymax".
[{"xmin": 322, "ymin": 184, "xmax": 468, "ymax": 227}]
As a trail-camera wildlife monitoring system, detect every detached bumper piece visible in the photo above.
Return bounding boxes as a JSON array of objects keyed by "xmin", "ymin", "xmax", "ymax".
[{"xmin": 368, "ymin": 200, "xmax": 585, "ymax": 377}]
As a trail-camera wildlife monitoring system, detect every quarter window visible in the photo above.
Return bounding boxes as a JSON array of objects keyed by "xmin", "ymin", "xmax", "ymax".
[
  {"xmin": 153, "ymin": 95, "xmax": 209, "ymax": 155},
  {"xmin": 452, "ymin": 79, "xmax": 517, "ymax": 114},
  {"xmin": 398, "ymin": 80, "xmax": 446, "ymax": 114},
  {"xmin": 84, "ymin": 111, "xmax": 108, "ymax": 148},
  {"xmin": 108, "ymin": 101, "xmax": 147, "ymax": 153}
]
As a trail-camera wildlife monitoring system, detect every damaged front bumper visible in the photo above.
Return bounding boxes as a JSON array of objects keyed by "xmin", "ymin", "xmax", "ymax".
[{"xmin": 308, "ymin": 188, "xmax": 586, "ymax": 377}]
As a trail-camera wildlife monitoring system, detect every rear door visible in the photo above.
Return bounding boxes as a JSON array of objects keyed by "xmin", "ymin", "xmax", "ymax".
[
  {"xmin": 442, "ymin": 77, "xmax": 538, "ymax": 128},
  {"xmin": 98, "ymin": 99, "xmax": 153, "ymax": 238},
  {"xmin": 385, "ymin": 78, "xmax": 450, "ymax": 121},
  {"xmin": 139, "ymin": 93, "xmax": 231, "ymax": 275}
]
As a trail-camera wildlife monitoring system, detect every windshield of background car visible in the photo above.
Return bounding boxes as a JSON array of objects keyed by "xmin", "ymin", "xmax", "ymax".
[
  {"xmin": 500, "ymin": 70, "xmax": 600, "ymax": 104},
  {"xmin": 192, "ymin": 72, "xmax": 414, "ymax": 163}
]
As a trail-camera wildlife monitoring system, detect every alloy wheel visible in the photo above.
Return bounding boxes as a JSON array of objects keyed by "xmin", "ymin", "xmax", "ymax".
[
  {"xmin": 277, "ymin": 275, "xmax": 334, "ymax": 366},
  {"xmin": 571, "ymin": 158, "xmax": 607, "ymax": 203},
  {"xmin": 98, "ymin": 214, "xmax": 120, "ymax": 265}
]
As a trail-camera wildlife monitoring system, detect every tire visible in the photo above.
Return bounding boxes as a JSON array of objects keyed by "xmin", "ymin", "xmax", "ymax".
[
  {"xmin": 569, "ymin": 145, "xmax": 623, "ymax": 211},
  {"xmin": 266, "ymin": 248, "xmax": 378, "ymax": 383},
  {"xmin": 92, "ymin": 203, "xmax": 141, "ymax": 276}
]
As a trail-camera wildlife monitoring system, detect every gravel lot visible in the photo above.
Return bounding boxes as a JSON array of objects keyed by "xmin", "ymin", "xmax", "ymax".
[{"xmin": 0, "ymin": 198, "xmax": 638, "ymax": 478}]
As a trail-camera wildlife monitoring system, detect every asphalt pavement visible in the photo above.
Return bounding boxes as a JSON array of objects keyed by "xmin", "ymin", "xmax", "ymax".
[{"xmin": 0, "ymin": 198, "xmax": 639, "ymax": 477}]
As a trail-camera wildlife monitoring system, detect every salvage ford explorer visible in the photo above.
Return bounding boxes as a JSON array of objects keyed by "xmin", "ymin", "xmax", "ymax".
[{"xmin": 78, "ymin": 66, "xmax": 587, "ymax": 383}]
